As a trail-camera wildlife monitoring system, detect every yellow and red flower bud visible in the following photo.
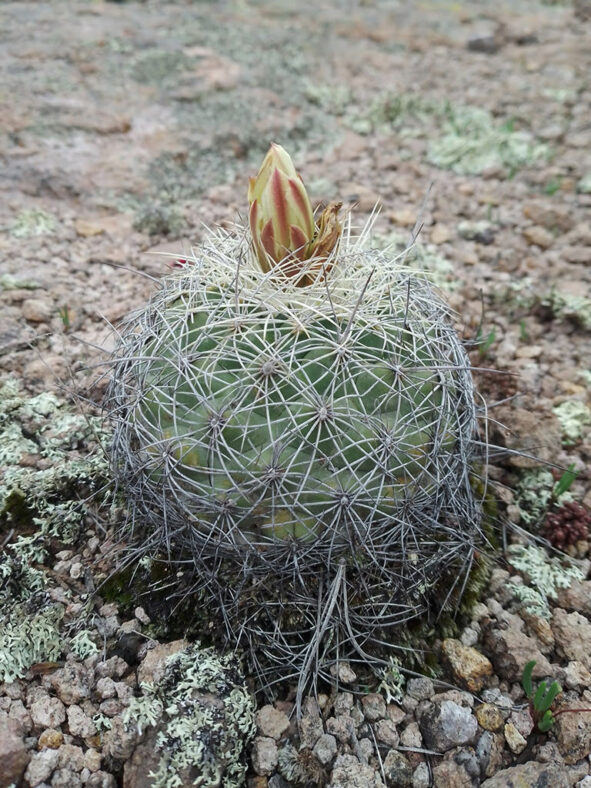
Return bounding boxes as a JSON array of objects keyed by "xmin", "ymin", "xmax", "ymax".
[{"xmin": 248, "ymin": 143, "xmax": 341, "ymax": 283}]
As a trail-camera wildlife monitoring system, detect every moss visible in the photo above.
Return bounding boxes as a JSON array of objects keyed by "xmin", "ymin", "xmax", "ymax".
[
  {"xmin": 552, "ymin": 400, "xmax": 591, "ymax": 445},
  {"xmin": 123, "ymin": 643, "xmax": 255, "ymax": 788}
]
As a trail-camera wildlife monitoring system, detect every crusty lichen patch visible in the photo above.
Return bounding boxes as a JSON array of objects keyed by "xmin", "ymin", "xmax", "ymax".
[
  {"xmin": 507, "ymin": 543, "xmax": 584, "ymax": 603},
  {"xmin": 0, "ymin": 378, "xmax": 110, "ymax": 680},
  {"xmin": 123, "ymin": 643, "xmax": 256, "ymax": 788}
]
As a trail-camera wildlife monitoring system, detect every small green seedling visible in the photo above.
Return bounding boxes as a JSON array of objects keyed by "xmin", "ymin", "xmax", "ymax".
[
  {"xmin": 58, "ymin": 305, "xmax": 71, "ymax": 331},
  {"xmin": 522, "ymin": 659, "xmax": 561, "ymax": 732},
  {"xmin": 553, "ymin": 463, "xmax": 577, "ymax": 499},
  {"xmin": 523, "ymin": 660, "xmax": 591, "ymax": 734}
]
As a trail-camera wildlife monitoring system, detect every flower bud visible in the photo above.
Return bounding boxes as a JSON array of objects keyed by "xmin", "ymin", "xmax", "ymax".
[{"xmin": 248, "ymin": 143, "xmax": 340, "ymax": 283}]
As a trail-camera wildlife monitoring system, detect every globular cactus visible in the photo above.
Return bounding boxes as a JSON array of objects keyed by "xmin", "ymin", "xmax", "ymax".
[{"xmin": 106, "ymin": 145, "xmax": 483, "ymax": 694}]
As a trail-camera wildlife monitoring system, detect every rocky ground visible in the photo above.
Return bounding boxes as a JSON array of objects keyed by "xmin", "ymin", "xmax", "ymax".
[{"xmin": 1, "ymin": 0, "xmax": 591, "ymax": 786}]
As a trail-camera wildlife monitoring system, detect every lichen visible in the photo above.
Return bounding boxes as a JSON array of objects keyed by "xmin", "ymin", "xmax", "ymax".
[
  {"xmin": 514, "ymin": 468, "xmax": 558, "ymax": 527},
  {"xmin": 8, "ymin": 209, "xmax": 57, "ymax": 238},
  {"xmin": 506, "ymin": 544, "xmax": 584, "ymax": 601},
  {"xmin": 547, "ymin": 290, "xmax": 591, "ymax": 331},
  {"xmin": 0, "ymin": 379, "xmax": 111, "ymax": 681},
  {"xmin": 69, "ymin": 629, "xmax": 100, "ymax": 660},
  {"xmin": 427, "ymin": 106, "xmax": 549, "ymax": 175},
  {"xmin": 377, "ymin": 655, "xmax": 406, "ymax": 703},
  {"xmin": 552, "ymin": 400, "xmax": 591, "ymax": 445},
  {"xmin": 0, "ymin": 604, "xmax": 64, "ymax": 683},
  {"xmin": 577, "ymin": 173, "xmax": 591, "ymax": 194},
  {"xmin": 507, "ymin": 583, "xmax": 550, "ymax": 618},
  {"xmin": 123, "ymin": 643, "xmax": 255, "ymax": 788}
]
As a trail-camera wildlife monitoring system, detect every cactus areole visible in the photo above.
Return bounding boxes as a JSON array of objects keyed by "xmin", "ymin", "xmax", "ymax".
[{"xmin": 106, "ymin": 144, "xmax": 483, "ymax": 688}]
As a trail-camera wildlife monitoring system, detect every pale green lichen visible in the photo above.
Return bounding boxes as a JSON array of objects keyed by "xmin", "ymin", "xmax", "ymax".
[
  {"xmin": 514, "ymin": 468, "xmax": 557, "ymax": 527},
  {"xmin": 553, "ymin": 400, "xmax": 591, "ymax": 445},
  {"xmin": 0, "ymin": 379, "xmax": 111, "ymax": 681},
  {"xmin": 577, "ymin": 173, "xmax": 591, "ymax": 194},
  {"xmin": 507, "ymin": 582, "xmax": 550, "ymax": 618},
  {"xmin": 506, "ymin": 544, "xmax": 584, "ymax": 601},
  {"xmin": 427, "ymin": 106, "xmax": 550, "ymax": 176},
  {"xmin": 8, "ymin": 209, "xmax": 57, "ymax": 238},
  {"xmin": 377, "ymin": 655, "xmax": 406, "ymax": 703},
  {"xmin": 0, "ymin": 605, "xmax": 64, "ymax": 683},
  {"xmin": 546, "ymin": 290, "xmax": 591, "ymax": 331},
  {"xmin": 69, "ymin": 629, "xmax": 100, "ymax": 660},
  {"xmin": 124, "ymin": 643, "xmax": 255, "ymax": 788}
]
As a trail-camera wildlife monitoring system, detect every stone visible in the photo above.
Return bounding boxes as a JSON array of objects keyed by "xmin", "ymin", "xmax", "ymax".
[
  {"xmin": 87, "ymin": 772, "xmax": 117, "ymax": 788},
  {"xmin": 331, "ymin": 661, "xmax": 357, "ymax": 684},
  {"xmin": 419, "ymin": 701, "xmax": 478, "ymax": 752},
  {"xmin": 298, "ymin": 698, "xmax": 324, "ymax": 748},
  {"xmin": 475, "ymin": 704, "xmax": 504, "ymax": 731},
  {"xmin": 0, "ymin": 716, "xmax": 29, "ymax": 788},
  {"xmin": 480, "ymin": 760, "xmax": 569, "ymax": 787},
  {"xmin": 482, "ymin": 614, "xmax": 553, "ymax": 681},
  {"xmin": 313, "ymin": 733, "xmax": 338, "ymax": 766},
  {"xmin": 383, "ymin": 749, "xmax": 412, "ymax": 786},
  {"xmin": 30, "ymin": 697, "xmax": 67, "ymax": 730},
  {"xmin": 255, "ymin": 705, "xmax": 290, "ymax": 740},
  {"xmin": 441, "ymin": 639, "xmax": 493, "ymax": 692},
  {"xmin": 523, "ymin": 225, "xmax": 554, "ymax": 249},
  {"xmin": 38, "ymin": 729, "xmax": 64, "ymax": 749},
  {"xmin": 326, "ymin": 714, "xmax": 355, "ymax": 744},
  {"xmin": 329, "ymin": 753, "xmax": 385, "ymax": 787},
  {"xmin": 555, "ymin": 700, "xmax": 591, "ymax": 764},
  {"xmin": 361, "ymin": 693, "xmax": 386, "ymax": 721},
  {"xmin": 66, "ymin": 705, "xmax": 96, "ymax": 739},
  {"xmin": 432, "ymin": 758, "xmax": 474, "ymax": 786},
  {"xmin": 51, "ymin": 769, "xmax": 82, "ymax": 788},
  {"xmin": 386, "ymin": 704, "xmax": 406, "ymax": 725},
  {"xmin": 375, "ymin": 719, "xmax": 399, "ymax": 748},
  {"xmin": 56, "ymin": 743, "xmax": 84, "ymax": 771},
  {"xmin": 552, "ymin": 610, "xmax": 591, "ymax": 670},
  {"xmin": 523, "ymin": 202, "xmax": 573, "ymax": 232},
  {"xmin": 389, "ymin": 207, "xmax": 417, "ymax": 227},
  {"xmin": 50, "ymin": 663, "xmax": 91, "ymax": 705},
  {"xmin": 24, "ymin": 748, "xmax": 60, "ymax": 787},
  {"xmin": 400, "ymin": 721, "xmax": 423, "ymax": 749},
  {"xmin": 95, "ymin": 677, "xmax": 117, "ymax": 700},
  {"xmin": 476, "ymin": 731, "xmax": 506, "ymax": 778},
  {"xmin": 406, "ymin": 677, "xmax": 434, "ymax": 701},
  {"xmin": 8, "ymin": 700, "xmax": 32, "ymax": 734},
  {"xmin": 503, "ymin": 722, "xmax": 527, "ymax": 754},
  {"xmin": 412, "ymin": 762, "xmax": 430, "ymax": 788},
  {"xmin": 95, "ymin": 656, "xmax": 129, "ymax": 680},
  {"xmin": 252, "ymin": 736, "xmax": 278, "ymax": 776},
  {"xmin": 84, "ymin": 748, "xmax": 102, "ymax": 772},
  {"xmin": 22, "ymin": 297, "xmax": 53, "ymax": 323},
  {"xmin": 74, "ymin": 219, "xmax": 105, "ymax": 237},
  {"xmin": 430, "ymin": 224, "xmax": 451, "ymax": 245},
  {"xmin": 564, "ymin": 661, "xmax": 591, "ymax": 691}
]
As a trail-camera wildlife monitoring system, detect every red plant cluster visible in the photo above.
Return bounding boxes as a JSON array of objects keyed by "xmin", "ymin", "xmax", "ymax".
[{"xmin": 542, "ymin": 501, "xmax": 591, "ymax": 550}]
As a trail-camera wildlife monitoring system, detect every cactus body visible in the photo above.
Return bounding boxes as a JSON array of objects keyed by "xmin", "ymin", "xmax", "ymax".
[{"xmin": 107, "ymin": 216, "xmax": 482, "ymax": 692}]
